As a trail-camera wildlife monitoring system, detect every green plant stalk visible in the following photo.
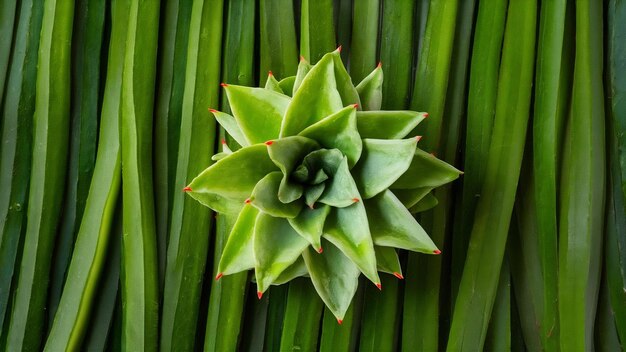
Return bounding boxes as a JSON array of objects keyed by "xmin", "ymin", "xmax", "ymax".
[
  {"xmin": 348, "ymin": 0, "xmax": 379, "ymax": 84},
  {"xmin": 447, "ymin": 0, "xmax": 537, "ymax": 349},
  {"xmin": 379, "ymin": 0, "xmax": 414, "ymax": 110},
  {"xmin": 279, "ymin": 279, "xmax": 324, "ymax": 352},
  {"xmin": 48, "ymin": 0, "xmax": 106, "ymax": 323},
  {"xmin": 300, "ymin": 0, "xmax": 335, "ymax": 63},
  {"xmin": 5, "ymin": 0, "xmax": 74, "ymax": 349},
  {"xmin": 259, "ymin": 0, "xmax": 298, "ymax": 84},
  {"xmin": 334, "ymin": 0, "xmax": 351, "ymax": 63},
  {"xmin": 359, "ymin": 275, "xmax": 400, "ymax": 352},
  {"xmin": 120, "ymin": 0, "xmax": 160, "ymax": 350},
  {"xmin": 43, "ymin": 0, "xmax": 126, "ymax": 347},
  {"xmin": 160, "ymin": 0, "xmax": 222, "ymax": 349},
  {"xmin": 263, "ymin": 286, "xmax": 288, "ymax": 351},
  {"xmin": 0, "ymin": 0, "xmax": 17, "ymax": 109},
  {"xmin": 484, "ymin": 256, "xmax": 511, "ymax": 351},
  {"xmin": 450, "ymin": 0, "xmax": 507, "ymax": 300},
  {"xmin": 154, "ymin": 0, "xmax": 193, "ymax": 287},
  {"xmin": 0, "ymin": 0, "xmax": 43, "ymax": 334},
  {"xmin": 594, "ymin": 268, "xmax": 622, "ymax": 351},
  {"xmin": 558, "ymin": 0, "xmax": 605, "ymax": 350}
]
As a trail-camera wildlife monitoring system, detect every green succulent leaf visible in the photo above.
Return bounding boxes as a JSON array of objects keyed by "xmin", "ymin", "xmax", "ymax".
[
  {"xmin": 293, "ymin": 58, "xmax": 312, "ymax": 94},
  {"xmin": 272, "ymin": 257, "xmax": 309, "ymax": 285},
  {"xmin": 210, "ymin": 110, "xmax": 250, "ymax": 147},
  {"xmin": 250, "ymin": 172, "xmax": 302, "ymax": 218},
  {"xmin": 288, "ymin": 204, "xmax": 331, "ymax": 251},
  {"xmin": 187, "ymin": 144, "xmax": 279, "ymax": 213},
  {"xmin": 330, "ymin": 49, "xmax": 362, "ymax": 107},
  {"xmin": 324, "ymin": 203, "xmax": 380, "ymax": 285},
  {"xmin": 356, "ymin": 64, "xmax": 383, "ymax": 111},
  {"xmin": 279, "ymin": 76, "xmax": 296, "ymax": 97},
  {"xmin": 267, "ymin": 136, "xmax": 320, "ymax": 203},
  {"xmin": 254, "ymin": 213, "xmax": 310, "ymax": 293},
  {"xmin": 302, "ymin": 240, "xmax": 360, "ymax": 321},
  {"xmin": 319, "ymin": 157, "xmax": 362, "ymax": 207},
  {"xmin": 304, "ymin": 184, "xmax": 326, "ymax": 207},
  {"xmin": 299, "ymin": 105, "xmax": 363, "ymax": 167},
  {"xmin": 365, "ymin": 190, "xmax": 438, "ymax": 253},
  {"xmin": 302, "ymin": 149, "xmax": 344, "ymax": 177},
  {"xmin": 393, "ymin": 187, "xmax": 432, "ymax": 209},
  {"xmin": 375, "ymin": 246, "xmax": 403, "ymax": 277},
  {"xmin": 408, "ymin": 192, "xmax": 439, "ymax": 214},
  {"xmin": 264, "ymin": 73, "xmax": 284, "ymax": 94},
  {"xmin": 281, "ymin": 53, "xmax": 343, "ymax": 137},
  {"xmin": 356, "ymin": 111, "xmax": 427, "ymax": 139},
  {"xmin": 351, "ymin": 138, "xmax": 418, "ymax": 199},
  {"xmin": 392, "ymin": 148, "xmax": 463, "ymax": 189},
  {"xmin": 217, "ymin": 204, "xmax": 259, "ymax": 275},
  {"xmin": 223, "ymin": 84, "xmax": 290, "ymax": 143}
]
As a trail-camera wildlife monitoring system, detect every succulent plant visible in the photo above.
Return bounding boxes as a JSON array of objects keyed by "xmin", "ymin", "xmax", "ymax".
[{"xmin": 184, "ymin": 49, "xmax": 461, "ymax": 322}]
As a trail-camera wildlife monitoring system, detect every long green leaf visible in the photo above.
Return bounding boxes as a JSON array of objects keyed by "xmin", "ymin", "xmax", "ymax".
[
  {"xmin": 259, "ymin": 0, "xmax": 298, "ymax": 83},
  {"xmin": 0, "ymin": 0, "xmax": 17, "ymax": 108},
  {"xmin": 300, "ymin": 0, "xmax": 335, "ymax": 63},
  {"xmin": 279, "ymin": 279, "xmax": 324, "ymax": 352},
  {"xmin": 349, "ymin": 0, "xmax": 379, "ymax": 84}
]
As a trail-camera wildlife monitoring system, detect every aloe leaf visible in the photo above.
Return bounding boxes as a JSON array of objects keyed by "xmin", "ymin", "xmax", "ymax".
[
  {"xmin": 355, "ymin": 65, "xmax": 383, "ymax": 111},
  {"xmin": 356, "ymin": 111, "xmax": 425, "ymax": 140},
  {"xmin": 259, "ymin": 0, "xmax": 297, "ymax": 84},
  {"xmin": 210, "ymin": 110, "xmax": 249, "ymax": 147},
  {"xmin": 250, "ymin": 172, "xmax": 302, "ymax": 218},
  {"xmin": 323, "ymin": 203, "xmax": 379, "ymax": 285},
  {"xmin": 351, "ymin": 138, "xmax": 417, "ymax": 199},
  {"xmin": 254, "ymin": 214, "xmax": 310, "ymax": 294},
  {"xmin": 299, "ymin": 105, "xmax": 362, "ymax": 167},
  {"xmin": 330, "ymin": 50, "xmax": 361, "ymax": 107},
  {"xmin": 223, "ymin": 85, "xmax": 290, "ymax": 144},
  {"xmin": 392, "ymin": 187, "xmax": 432, "ymax": 209},
  {"xmin": 217, "ymin": 204, "xmax": 258, "ymax": 276},
  {"xmin": 408, "ymin": 192, "xmax": 438, "ymax": 214},
  {"xmin": 279, "ymin": 279, "xmax": 324, "ymax": 351},
  {"xmin": 318, "ymin": 157, "xmax": 361, "ymax": 208},
  {"xmin": 264, "ymin": 73, "xmax": 284, "ymax": 94},
  {"xmin": 288, "ymin": 204, "xmax": 330, "ymax": 252},
  {"xmin": 279, "ymin": 76, "xmax": 296, "ymax": 97},
  {"xmin": 300, "ymin": 0, "xmax": 335, "ymax": 63},
  {"xmin": 349, "ymin": 0, "xmax": 379, "ymax": 84},
  {"xmin": 484, "ymin": 258, "xmax": 511, "ymax": 351},
  {"xmin": 366, "ymin": 190, "xmax": 437, "ymax": 253},
  {"xmin": 375, "ymin": 246, "xmax": 402, "ymax": 276},
  {"xmin": 187, "ymin": 144, "xmax": 278, "ymax": 214},
  {"xmin": 303, "ymin": 240, "xmax": 360, "ymax": 321},
  {"xmin": 293, "ymin": 58, "xmax": 313, "ymax": 95},
  {"xmin": 392, "ymin": 148, "xmax": 462, "ymax": 189},
  {"xmin": 6, "ymin": 0, "xmax": 74, "ymax": 349}
]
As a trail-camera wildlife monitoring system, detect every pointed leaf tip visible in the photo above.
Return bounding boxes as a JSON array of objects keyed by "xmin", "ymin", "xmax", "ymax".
[
  {"xmin": 183, "ymin": 186, "xmax": 192, "ymax": 192},
  {"xmin": 377, "ymin": 61, "xmax": 382, "ymax": 69},
  {"xmin": 375, "ymin": 283, "xmax": 382, "ymax": 290},
  {"xmin": 220, "ymin": 82, "xmax": 228, "ymax": 87},
  {"xmin": 393, "ymin": 272, "xmax": 404, "ymax": 280},
  {"xmin": 268, "ymin": 70, "xmax": 273, "ymax": 76},
  {"xmin": 257, "ymin": 291, "xmax": 263, "ymax": 299},
  {"xmin": 221, "ymin": 139, "xmax": 227, "ymax": 145},
  {"xmin": 352, "ymin": 103, "xmax": 359, "ymax": 109},
  {"xmin": 265, "ymin": 140, "xmax": 274, "ymax": 146},
  {"xmin": 423, "ymin": 112, "xmax": 429, "ymax": 118},
  {"xmin": 337, "ymin": 319, "xmax": 343, "ymax": 325},
  {"xmin": 433, "ymin": 249, "xmax": 441, "ymax": 255},
  {"xmin": 209, "ymin": 108, "xmax": 218, "ymax": 113},
  {"xmin": 416, "ymin": 136, "xmax": 422, "ymax": 142},
  {"xmin": 300, "ymin": 55, "xmax": 307, "ymax": 62},
  {"xmin": 244, "ymin": 198, "xmax": 252, "ymax": 204},
  {"xmin": 318, "ymin": 247, "xmax": 323, "ymax": 254},
  {"xmin": 215, "ymin": 273, "xmax": 223, "ymax": 280},
  {"xmin": 352, "ymin": 198, "xmax": 360, "ymax": 203},
  {"xmin": 337, "ymin": 45, "xmax": 342, "ymax": 53}
]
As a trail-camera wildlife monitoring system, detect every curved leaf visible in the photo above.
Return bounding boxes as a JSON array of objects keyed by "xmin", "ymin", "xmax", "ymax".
[
  {"xmin": 267, "ymin": 136, "xmax": 320, "ymax": 203},
  {"xmin": 409, "ymin": 192, "xmax": 438, "ymax": 213},
  {"xmin": 288, "ymin": 204, "xmax": 331, "ymax": 251},
  {"xmin": 356, "ymin": 64, "xmax": 383, "ymax": 111},
  {"xmin": 375, "ymin": 246, "xmax": 403, "ymax": 276},
  {"xmin": 330, "ymin": 50, "xmax": 361, "ymax": 107},
  {"xmin": 251, "ymin": 172, "xmax": 302, "ymax": 218},
  {"xmin": 293, "ymin": 57, "xmax": 312, "ymax": 94},
  {"xmin": 279, "ymin": 76, "xmax": 296, "ymax": 96},
  {"xmin": 304, "ymin": 183, "xmax": 326, "ymax": 207},
  {"xmin": 392, "ymin": 187, "xmax": 432, "ymax": 208},
  {"xmin": 391, "ymin": 148, "xmax": 462, "ymax": 189},
  {"xmin": 211, "ymin": 110, "xmax": 249, "ymax": 147},
  {"xmin": 264, "ymin": 72, "xmax": 284, "ymax": 93},
  {"xmin": 272, "ymin": 257, "xmax": 309, "ymax": 285},
  {"xmin": 217, "ymin": 204, "xmax": 259, "ymax": 275},
  {"xmin": 319, "ymin": 157, "xmax": 361, "ymax": 207},
  {"xmin": 356, "ymin": 111, "xmax": 427, "ymax": 139}
]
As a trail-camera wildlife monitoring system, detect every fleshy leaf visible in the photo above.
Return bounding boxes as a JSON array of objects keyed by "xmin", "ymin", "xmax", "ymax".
[
  {"xmin": 299, "ymin": 105, "xmax": 363, "ymax": 167},
  {"xmin": 355, "ymin": 64, "xmax": 383, "ymax": 111},
  {"xmin": 302, "ymin": 240, "xmax": 360, "ymax": 321},
  {"xmin": 293, "ymin": 58, "xmax": 312, "ymax": 94},
  {"xmin": 356, "ymin": 111, "xmax": 427, "ymax": 139},
  {"xmin": 351, "ymin": 138, "xmax": 418, "ymax": 199},
  {"xmin": 250, "ymin": 172, "xmax": 302, "ymax": 218},
  {"xmin": 304, "ymin": 184, "xmax": 325, "ymax": 207},
  {"xmin": 323, "ymin": 203, "xmax": 380, "ymax": 284},
  {"xmin": 393, "ymin": 187, "xmax": 432, "ymax": 208},
  {"xmin": 264, "ymin": 73, "xmax": 284, "ymax": 94},
  {"xmin": 288, "ymin": 204, "xmax": 331, "ymax": 251},
  {"xmin": 330, "ymin": 50, "xmax": 361, "ymax": 107},
  {"xmin": 217, "ymin": 204, "xmax": 259, "ymax": 275},
  {"xmin": 318, "ymin": 157, "xmax": 361, "ymax": 208},
  {"xmin": 409, "ymin": 192, "xmax": 439, "ymax": 213},
  {"xmin": 279, "ymin": 76, "xmax": 296, "ymax": 97},
  {"xmin": 302, "ymin": 149, "xmax": 344, "ymax": 177},
  {"xmin": 364, "ymin": 190, "xmax": 438, "ymax": 253},
  {"xmin": 223, "ymin": 84, "xmax": 290, "ymax": 143},
  {"xmin": 211, "ymin": 110, "xmax": 250, "ymax": 147},
  {"xmin": 267, "ymin": 136, "xmax": 320, "ymax": 203},
  {"xmin": 391, "ymin": 148, "xmax": 463, "ymax": 189},
  {"xmin": 187, "ymin": 144, "xmax": 279, "ymax": 213},
  {"xmin": 375, "ymin": 246, "xmax": 402, "ymax": 276},
  {"xmin": 272, "ymin": 257, "xmax": 309, "ymax": 285},
  {"xmin": 254, "ymin": 213, "xmax": 310, "ymax": 293},
  {"xmin": 281, "ymin": 53, "xmax": 343, "ymax": 137}
]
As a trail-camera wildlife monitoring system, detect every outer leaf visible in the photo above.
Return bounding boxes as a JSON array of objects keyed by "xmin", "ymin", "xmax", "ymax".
[
  {"xmin": 187, "ymin": 144, "xmax": 278, "ymax": 214},
  {"xmin": 210, "ymin": 110, "xmax": 249, "ymax": 147},
  {"xmin": 217, "ymin": 204, "xmax": 258, "ymax": 275},
  {"xmin": 267, "ymin": 136, "xmax": 320, "ymax": 203},
  {"xmin": 392, "ymin": 148, "xmax": 462, "ymax": 189},
  {"xmin": 351, "ymin": 138, "xmax": 417, "ymax": 198},
  {"xmin": 318, "ymin": 157, "xmax": 361, "ymax": 207},
  {"xmin": 299, "ymin": 105, "xmax": 362, "ymax": 167},
  {"xmin": 323, "ymin": 203, "xmax": 380, "ymax": 285},
  {"xmin": 281, "ymin": 53, "xmax": 343, "ymax": 137},
  {"xmin": 279, "ymin": 76, "xmax": 296, "ymax": 96},
  {"xmin": 288, "ymin": 204, "xmax": 331, "ymax": 251},
  {"xmin": 293, "ymin": 58, "xmax": 312, "ymax": 94},
  {"xmin": 303, "ymin": 240, "xmax": 360, "ymax": 320},
  {"xmin": 254, "ymin": 214, "xmax": 310, "ymax": 293},
  {"xmin": 375, "ymin": 246, "xmax": 402, "ymax": 276},
  {"xmin": 356, "ymin": 111, "xmax": 426, "ymax": 139},
  {"xmin": 223, "ymin": 85, "xmax": 290, "ymax": 143},
  {"xmin": 409, "ymin": 192, "xmax": 439, "ymax": 213},
  {"xmin": 365, "ymin": 190, "xmax": 438, "ymax": 253},
  {"xmin": 330, "ymin": 50, "xmax": 361, "ymax": 107},
  {"xmin": 250, "ymin": 172, "xmax": 302, "ymax": 218},
  {"xmin": 272, "ymin": 257, "xmax": 309, "ymax": 285},
  {"xmin": 264, "ymin": 73, "xmax": 284, "ymax": 94},
  {"xmin": 355, "ymin": 65, "xmax": 383, "ymax": 111},
  {"xmin": 392, "ymin": 187, "xmax": 432, "ymax": 209}
]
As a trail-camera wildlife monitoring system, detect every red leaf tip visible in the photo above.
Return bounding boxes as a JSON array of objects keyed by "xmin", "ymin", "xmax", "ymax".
[
  {"xmin": 352, "ymin": 198, "xmax": 360, "ymax": 203},
  {"xmin": 244, "ymin": 198, "xmax": 252, "ymax": 204},
  {"xmin": 352, "ymin": 103, "xmax": 359, "ymax": 109},
  {"xmin": 337, "ymin": 45, "xmax": 343, "ymax": 53},
  {"xmin": 375, "ymin": 283, "xmax": 382, "ymax": 290},
  {"xmin": 337, "ymin": 319, "xmax": 343, "ymax": 325},
  {"xmin": 265, "ymin": 140, "xmax": 274, "ymax": 146},
  {"xmin": 433, "ymin": 249, "xmax": 442, "ymax": 255},
  {"xmin": 393, "ymin": 272, "xmax": 404, "ymax": 280},
  {"xmin": 220, "ymin": 82, "xmax": 229, "ymax": 87},
  {"xmin": 268, "ymin": 70, "xmax": 273, "ymax": 77},
  {"xmin": 215, "ymin": 273, "xmax": 223, "ymax": 280},
  {"xmin": 423, "ymin": 112, "xmax": 429, "ymax": 118},
  {"xmin": 221, "ymin": 139, "xmax": 227, "ymax": 145},
  {"xmin": 183, "ymin": 186, "xmax": 192, "ymax": 192},
  {"xmin": 377, "ymin": 61, "xmax": 383, "ymax": 69},
  {"xmin": 209, "ymin": 108, "xmax": 218, "ymax": 113},
  {"xmin": 300, "ymin": 55, "xmax": 307, "ymax": 62},
  {"xmin": 415, "ymin": 136, "xmax": 423, "ymax": 142},
  {"xmin": 318, "ymin": 247, "xmax": 323, "ymax": 254},
  {"xmin": 257, "ymin": 291, "xmax": 263, "ymax": 299}
]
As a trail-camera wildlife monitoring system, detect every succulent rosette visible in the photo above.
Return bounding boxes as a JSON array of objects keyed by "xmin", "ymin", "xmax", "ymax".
[{"xmin": 185, "ymin": 49, "xmax": 461, "ymax": 322}]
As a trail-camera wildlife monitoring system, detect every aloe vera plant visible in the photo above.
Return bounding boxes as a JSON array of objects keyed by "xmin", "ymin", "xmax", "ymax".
[{"xmin": 185, "ymin": 49, "xmax": 461, "ymax": 322}]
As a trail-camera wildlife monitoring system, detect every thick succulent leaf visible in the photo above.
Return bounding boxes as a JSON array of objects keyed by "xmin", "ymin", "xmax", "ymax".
[
  {"xmin": 254, "ymin": 213, "xmax": 310, "ymax": 293},
  {"xmin": 304, "ymin": 183, "xmax": 325, "ymax": 207},
  {"xmin": 355, "ymin": 65, "xmax": 383, "ymax": 111},
  {"xmin": 272, "ymin": 257, "xmax": 309, "ymax": 285},
  {"xmin": 293, "ymin": 58, "xmax": 312, "ymax": 94},
  {"xmin": 323, "ymin": 203, "xmax": 380, "ymax": 284},
  {"xmin": 250, "ymin": 172, "xmax": 302, "ymax": 218},
  {"xmin": 330, "ymin": 49, "xmax": 361, "ymax": 107},
  {"xmin": 375, "ymin": 246, "xmax": 403, "ymax": 276},
  {"xmin": 391, "ymin": 148, "xmax": 463, "ymax": 189},
  {"xmin": 267, "ymin": 136, "xmax": 320, "ymax": 202},
  {"xmin": 392, "ymin": 187, "xmax": 432, "ymax": 208},
  {"xmin": 211, "ymin": 110, "xmax": 250, "ymax": 147},
  {"xmin": 364, "ymin": 190, "xmax": 438, "ymax": 253},
  {"xmin": 302, "ymin": 240, "xmax": 360, "ymax": 321},
  {"xmin": 264, "ymin": 73, "xmax": 284, "ymax": 94},
  {"xmin": 288, "ymin": 204, "xmax": 331, "ymax": 251},
  {"xmin": 279, "ymin": 76, "xmax": 296, "ymax": 97},
  {"xmin": 356, "ymin": 111, "xmax": 427, "ymax": 139},
  {"xmin": 408, "ymin": 192, "xmax": 438, "ymax": 214},
  {"xmin": 187, "ymin": 144, "xmax": 279, "ymax": 213},
  {"xmin": 223, "ymin": 84, "xmax": 291, "ymax": 143},
  {"xmin": 302, "ymin": 149, "xmax": 344, "ymax": 176},
  {"xmin": 217, "ymin": 204, "xmax": 259, "ymax": 275},
  {"xmin": 351, "ymin": 138, "xmax": 418, "ymax": 199},
  {"xmin": 299, "ymin": 105, "xmax": 363, "ymax": 167},
  {"xmin": 281, "ymin": 53, "xmax": 343, "ymax": 137},
  {"xmin": 319, "ymin": 157, "xmax": 362, "ymax": 207}
]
